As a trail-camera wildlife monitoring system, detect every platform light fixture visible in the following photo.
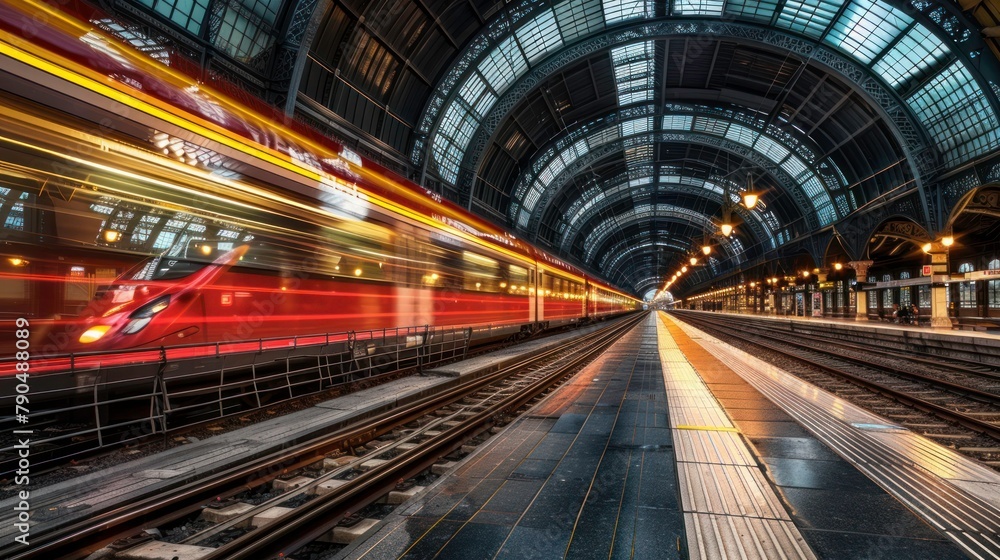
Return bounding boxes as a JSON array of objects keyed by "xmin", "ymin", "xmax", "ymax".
[
  {"xmin": 689, "ymin": 256, "xmax": 698, "ymax": 266},
  {"xmin": 834, "ymin": 262, "xmax": 843, "ymax": 271},
  {"xmin": 942, "ymin": 235, "xmax": 954, "ymax": 247}
]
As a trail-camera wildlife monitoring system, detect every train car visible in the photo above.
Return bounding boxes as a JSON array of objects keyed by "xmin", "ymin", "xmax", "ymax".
[{"xmin": 0, "ymin": 0, "xmax": 638, "ymax": 365}]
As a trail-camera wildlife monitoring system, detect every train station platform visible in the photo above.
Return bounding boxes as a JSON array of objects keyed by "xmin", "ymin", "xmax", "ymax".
[{"xmin": 339, "ymin": 312, "xmax": 997, "ymax": 559}]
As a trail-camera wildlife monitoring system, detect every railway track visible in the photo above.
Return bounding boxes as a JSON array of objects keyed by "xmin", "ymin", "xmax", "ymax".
[
  {"xmin": 670, "ymin": 312, "xmax": 1000, "ymax": 465},
  {"xmin": 4, "ymin": 313, "xmax": 643, "ymax": 560}
]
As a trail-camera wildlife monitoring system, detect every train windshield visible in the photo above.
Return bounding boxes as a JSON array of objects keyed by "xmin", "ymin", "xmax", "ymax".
[{"xmin": 123, "ymin": 256, "xmax": 208, "ymax": 282}]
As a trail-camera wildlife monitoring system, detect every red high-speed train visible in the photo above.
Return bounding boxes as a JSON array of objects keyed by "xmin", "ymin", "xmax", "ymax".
[{"xmin": 0, "ymin": 0, "xmax": 638, "ymax": 364}]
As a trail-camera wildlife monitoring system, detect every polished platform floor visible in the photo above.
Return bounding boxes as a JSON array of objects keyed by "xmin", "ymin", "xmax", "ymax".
[{"xmin": 338, "ymin": 312, "xmax": 987, "ymax": 559}]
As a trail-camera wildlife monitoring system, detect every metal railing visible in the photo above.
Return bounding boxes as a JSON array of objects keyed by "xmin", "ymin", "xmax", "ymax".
[{"xmin": 0, "ymin": 323, "xmax": 477, "ymax": 476}]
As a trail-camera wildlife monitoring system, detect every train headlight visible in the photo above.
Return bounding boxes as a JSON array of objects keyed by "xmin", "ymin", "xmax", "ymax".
[
  {"xmin": 122, "ymin": 295, "xmax": 171, "ymax": 335},
  {"xmin": 79, "ymin": 325, "xmax": 111, "ymax": 344}
]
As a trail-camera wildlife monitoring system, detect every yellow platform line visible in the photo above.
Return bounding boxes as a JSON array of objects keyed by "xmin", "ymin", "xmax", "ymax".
[{"xmin": 674, "ymin": 425, "xmax": 740, "ymax": 432}]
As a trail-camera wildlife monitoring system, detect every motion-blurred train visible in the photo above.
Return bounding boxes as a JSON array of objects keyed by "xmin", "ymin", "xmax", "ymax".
[{"xmin": 0, "ymin": 0, "xmax": 638, "ymax": 362}]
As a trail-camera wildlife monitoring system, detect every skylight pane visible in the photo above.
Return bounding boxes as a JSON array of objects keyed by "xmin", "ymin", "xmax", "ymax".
[
  {"xmin": 873, "ymin": 23, "xmax": 949, "ymax": 90},
  {"xmin": 477, "ymin": 36, "xmax": 528, "ymax": 93},
  {"xmin": 524, "ymin": 186, "xmax": 542, "ymax": 212},
  {"xmin": 604, "ymin": 0, "xmax": 649, "ymax": 25},
  {"xmin": 459, "ymin": 74, "xmax": 487, "ymax": 105},
  {"xmin": 800, "ymin": 173, "xmax": 825, "ymax": 199},
  {"xmin": 693, "ymin": 116, "xmax": 729, "ymax": 136},
  {"xmin": 618, "ymin": 90, "xmax": 653, "ymax": 104},
  {"xmin": 754, "ymin": 135, "xmax": 790, "ymax": 161},
  {"xmin": 611, "ymin": 41, "xmax": 654, "ymax": 107},
  {"xmin": 459, "ymin": 73, "xmax": 496, "ymax": 118},
  {"xmin": 620, "ymin": 117, "xmax": 651, "ymax": 136},
  {"xmin": 907, "ymin": 61, "xmax": 1000, "ymax": 165},
  {"xmin": 780, "ymin": 156, "xmax": 808, "ymax": 178},
  {"xmin": 554, "ymin": 0, "xmax": 605, "ymax": 42},
  {"xmin": 674, "ymin": 0, "xmax": 723, "ymax": 16},
  {"xmin": 776, "ymin": 0, "xmax": 840, "ymax": 39},
  {"xmin": 662, "ymin": 114, "xmax": 693, "ymax": 130},
  {"xmin": 825, "ymin": 0, "xmax": 912, "ymax": 65},
  {"xmin": 517, "ymin": 209, "xmax": 531, "ymax": 228},
  {"xmin": 515, "ymin": 9, "xmax": 563, "ymax": 63},
  {"xmin": 588, "ymin": 126, "xmax": 619, "ymax": 149},
  {"xmin": 538, "ymin": 166, "xmax": 556, "ymax": 186},
  {"xmin": 725, "ymin": 0, "xmax": 779, "ymax": 22},
  {"xmin": 725, "ymin": 123, "xmax": 757, "ymax": 147}
]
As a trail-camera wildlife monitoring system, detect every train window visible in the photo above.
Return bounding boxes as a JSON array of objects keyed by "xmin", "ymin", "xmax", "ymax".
[
  {"xmin": 900, "ymin": 287, "xmax": 911, "ymax": 307},
  {"xmin": 120, "ymin": 257, "xmax": 206, "ymax": 281},
  {"xmin": 508, "ymin": 264, "xmax": 529, "ymax": 294},
  {"xmin": 462, "ymin": 251, "xmax": 499, "ymax": 291}
]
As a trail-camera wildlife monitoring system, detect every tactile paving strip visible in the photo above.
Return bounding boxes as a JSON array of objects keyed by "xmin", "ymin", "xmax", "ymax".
[{"xmin": 656, "ymin": 315, "xmax": 817, "ymax": 560}]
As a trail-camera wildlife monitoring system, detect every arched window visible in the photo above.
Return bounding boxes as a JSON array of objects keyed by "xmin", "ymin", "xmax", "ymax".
[
  {"xmin": 989, "ymin": 260, "xmax": 1000, "ymax": 309},
  {"xmin": 958, "ymin": 262, "xmax": 976, "ymax": 309},
  {"xmin": 899, "ymin": 272, "xmax": 911, "ymax": 279}
]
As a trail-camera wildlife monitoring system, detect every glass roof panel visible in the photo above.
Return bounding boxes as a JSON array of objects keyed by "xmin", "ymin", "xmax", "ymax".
[
  {"xmin": 588, "ymin": 126, "xmax": 620, "ymax": 149},
  {"xmin": 800, "ymin": 173, "xmax": 825, "ymax": 199},
  {"xmin": 554, "ymin": 0, "xmax": 605, "ymax": 42},
  {"xmin": 620, "ymin": 117, "xmax": 652, "ymax": 136},
  {"xmin": 906, "ymin": 61, "xmax": 1000, "ymax": 165},
  {"xmin": 477, "ymin": 36, "xmax": 528, "ymax": 92},
  {"xmin": 692, "ymin": 116, "xmax": 729, "ymax": 136},
  {"xmin": 780, "ymin": 155, "xmax": 809, "ymax": 178},
  {"xmin": 603, "ymin": 0, "xmax": 651, "ymax": 25},
  {"xmin": 611, "ymin": 41, "xmax": 655, "ymax": 107},
  {"xmin": 725, "ymin": 0, "xmax": 779, "ymax": 22},
  {"xmin": 724, "ymin": 122, "xmax": 758, "ymax": 147},
  {"xmin": 515, "ymin": 9, "xmax": 564, "ymax": 63},
  {"xmin": 754, "ymin": 135, "xmax": 790, "ymax": 162},
  {"xmin": 775, "ymin": 0, "xmax": 840, "ymax": 39},
  {"xmin": 873, "ymin": 23, "xmax": 949, "ymax": 90},
  {"xmin": 662, "ymin": 114, "xmax": 693, "ymax": 130},
  {"xmin": 825, "ymin": 0, "xmax": 912, "ymax": 65},
  {"xmin": 674, "ymin": 0, "xmax": 723, "ymax": 16}
]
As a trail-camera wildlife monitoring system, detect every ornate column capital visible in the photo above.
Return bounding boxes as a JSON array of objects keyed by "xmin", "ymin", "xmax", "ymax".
[{"xmin": 847, "ymin": 260, "xmax": 874, "ymax": 279}]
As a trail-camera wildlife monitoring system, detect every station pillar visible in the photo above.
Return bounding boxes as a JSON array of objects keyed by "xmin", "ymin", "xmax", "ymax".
[
  {"xmin": 926, "ymin": 243, "xmax": 951, "ymax": 328},
  {"xmin": 848, "ymin": 260, "xmax": 872, "ymax": 321}
]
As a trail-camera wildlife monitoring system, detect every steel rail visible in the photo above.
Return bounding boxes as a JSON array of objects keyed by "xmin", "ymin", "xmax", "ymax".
[
  {"xmin": 198, "ymin": 313, "xmax": 644, "ymax": 559},
  {"xmin": 675, "ymin": 314, "xmax": 1000, "ymax": 442}
]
